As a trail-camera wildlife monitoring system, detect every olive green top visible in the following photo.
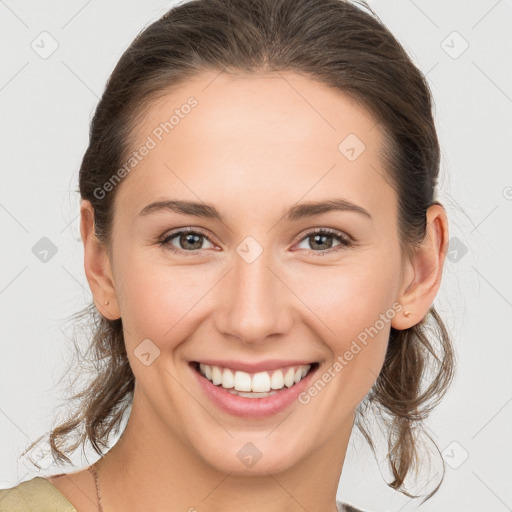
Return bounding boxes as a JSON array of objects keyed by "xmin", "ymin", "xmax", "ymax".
[
  {"xmin": 0, "ymin": 477, "xmax": 77, "ymax": 511},
  {"xmin": 0, "ymin": 477, "xmax": 367, "ymax": 511}
]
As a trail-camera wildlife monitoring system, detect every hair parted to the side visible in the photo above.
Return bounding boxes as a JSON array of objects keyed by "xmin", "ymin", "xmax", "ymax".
[{"xmin": 23, "ymin": 0, "xmax": 455, "ymax": 502}]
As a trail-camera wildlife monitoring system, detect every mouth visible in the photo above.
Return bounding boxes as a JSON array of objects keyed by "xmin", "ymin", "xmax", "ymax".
[{"xmin": 189, "ymin": 361, "xmax": 320, "ymax": 399}]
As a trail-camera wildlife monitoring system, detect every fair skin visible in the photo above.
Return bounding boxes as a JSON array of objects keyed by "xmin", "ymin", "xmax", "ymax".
[{"xmin": 47, "ymin": 71, "xmax": 448, "ymax": 512}]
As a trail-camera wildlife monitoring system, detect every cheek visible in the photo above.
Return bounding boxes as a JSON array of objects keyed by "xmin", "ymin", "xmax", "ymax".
[
  {"xmin": 294, "ymin": 260, "xmax": 397, "ymax": 386},
  {"xmin": 299, "ymin": 257, "xmax": 398, "ymax": 332},
  {"xmin": 114, "ymin": 251, "xmax": 214, "ymax": 346}
]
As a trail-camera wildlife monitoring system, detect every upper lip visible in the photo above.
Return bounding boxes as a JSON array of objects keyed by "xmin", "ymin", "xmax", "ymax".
[{"xmin": 191, "ymin": 359, "xmax": 318, "ymax": 373}]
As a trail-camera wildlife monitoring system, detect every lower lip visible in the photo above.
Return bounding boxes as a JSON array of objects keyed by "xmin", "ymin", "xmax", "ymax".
[{"xmin": 190, "ymin": 362, "xmax": 319, "ymax": 418}]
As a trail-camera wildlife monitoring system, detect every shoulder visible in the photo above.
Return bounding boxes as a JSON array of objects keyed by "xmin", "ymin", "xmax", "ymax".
[
  {"xmin": 0, "ymin": 477, "xmax": 77, "ymax": 512},
  {"xmin": 337, "ymin": 500, "xmax": 371, "ymax": 512},
  {"xmin": 0, "ymin": 479, "xmax": 367, "ymax": 512}
]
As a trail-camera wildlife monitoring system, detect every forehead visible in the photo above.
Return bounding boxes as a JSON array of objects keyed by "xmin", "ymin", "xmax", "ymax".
[{"xmin": 117, "ymin": 70, "xmax": 395, "ymax": 224}]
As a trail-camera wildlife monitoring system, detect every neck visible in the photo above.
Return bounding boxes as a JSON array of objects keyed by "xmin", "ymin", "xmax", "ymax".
[{"xmin": 97, "ymin": 389, "xmax": 353, "ymax": 512}]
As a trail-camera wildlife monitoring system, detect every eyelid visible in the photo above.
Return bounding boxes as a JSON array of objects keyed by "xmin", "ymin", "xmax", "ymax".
[
  {"xmin": 293, "ymin": 226, "xmax": 353, "ymax": 245},
  {"xmin": 291, "ymin": 227, "xmax": 353, "ymax": 257},
  {"xmin": 161, "ymin": 226, "xmax": 214, "ymax": 238}
]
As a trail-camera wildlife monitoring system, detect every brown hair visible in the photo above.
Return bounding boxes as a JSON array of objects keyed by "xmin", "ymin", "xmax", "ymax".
[{"xmin": 25, "ymin": 0, "xmax": 455, "ymax": 502}]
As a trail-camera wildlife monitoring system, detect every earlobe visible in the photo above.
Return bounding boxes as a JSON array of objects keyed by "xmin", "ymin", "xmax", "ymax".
[
  {"xmin": 391, "ymin": 204, "xmax": 449, "ymax": 331},
  {"xmin": 80, "ymin": 200, "xmax": 121, "ymax": 320}
]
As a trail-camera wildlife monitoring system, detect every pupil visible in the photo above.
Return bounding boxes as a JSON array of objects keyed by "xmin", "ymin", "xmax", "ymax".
[
  {"xmin": 183, "ymin": 233, "xmax": 202, "ymax": 250},
  {"xmin": 312, "ymin": 234, "xmax": 332, "ymax": 250}
]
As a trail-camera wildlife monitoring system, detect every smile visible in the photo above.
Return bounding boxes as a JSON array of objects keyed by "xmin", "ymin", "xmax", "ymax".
[
  {"xmin": 197, "ymin": 361, "xmax": 316, "ymax": 397},
  {"xmin": 189, "ymin": 357, "xmax": 321, "ymax": 417}
]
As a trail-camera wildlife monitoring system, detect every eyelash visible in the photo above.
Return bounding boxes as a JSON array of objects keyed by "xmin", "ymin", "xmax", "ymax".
[{"xmin": 158, "ymin": 227, "xmax": 353, "ymax": 257}]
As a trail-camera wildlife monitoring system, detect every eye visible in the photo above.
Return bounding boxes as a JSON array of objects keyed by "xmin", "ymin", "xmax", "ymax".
[
  {"xmin": 159, "ymin": 227, "xmax": 215, "ymax": 254},
  {"xmin": 294, "ymin": 228, "xmax": 353, "ymax": 256},
  {"xmin": 159, "ymin": 227, "xmax": 353, "ymax": 257}
]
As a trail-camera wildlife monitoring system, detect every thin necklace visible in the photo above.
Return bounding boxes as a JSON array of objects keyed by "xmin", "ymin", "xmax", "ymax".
[{"xmin": 88, "ymin": 462, "xmax": 104, "ymax": 512}]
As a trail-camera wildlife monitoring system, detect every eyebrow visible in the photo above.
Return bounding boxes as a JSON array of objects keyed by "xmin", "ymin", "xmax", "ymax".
[{"xmin": 138, "ymin": 198, "xmax": 372, "ymax": 221}]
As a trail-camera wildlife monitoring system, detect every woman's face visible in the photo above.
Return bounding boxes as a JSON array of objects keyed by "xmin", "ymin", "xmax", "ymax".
[{"xmin": 102, "ymin": 71, "xmax": 410, "ymax": 474}]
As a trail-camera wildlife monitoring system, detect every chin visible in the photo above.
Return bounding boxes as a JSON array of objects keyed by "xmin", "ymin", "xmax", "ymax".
[{"xmin": 194, "ymin": 437, "xmax": 304, "ymax": 476}]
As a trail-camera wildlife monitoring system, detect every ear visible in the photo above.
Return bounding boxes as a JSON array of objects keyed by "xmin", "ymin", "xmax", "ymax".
[
  {"xmin": 391, "ymin": 203, "xmax": 449, "ymax": 330},
  {"xmin": 80, "ymin": 199, "xmax": 121, "ymax": 320}
]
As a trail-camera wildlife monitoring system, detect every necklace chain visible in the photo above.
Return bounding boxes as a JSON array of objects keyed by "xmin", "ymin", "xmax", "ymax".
[
  {"xmin": 87, "ymin": 461, "xmax": 341, "ymax": 511},
  {"xmin": 88, "ymin": 462, "xmax": 104, "ymax": 512}
]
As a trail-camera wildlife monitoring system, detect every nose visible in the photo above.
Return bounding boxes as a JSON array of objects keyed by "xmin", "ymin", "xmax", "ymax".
[{"xmin": 214, "ymin": 246, "xmax": 294, "ymax": 345}]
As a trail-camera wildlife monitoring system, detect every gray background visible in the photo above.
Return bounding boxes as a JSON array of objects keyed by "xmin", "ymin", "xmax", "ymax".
[{"xmin": 1, "ymin": 0, "xmax": 511, "ymax": 510}]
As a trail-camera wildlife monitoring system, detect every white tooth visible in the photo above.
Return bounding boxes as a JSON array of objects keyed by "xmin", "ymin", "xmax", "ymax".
[
  {"xmin": 270, "ymin": 369, "xmax": 285, "ymax": 390},
  {"xmin": 252, "ymin": 371, "xmax": 271, "ymax": 392},
  {"xmin": 211, "ymin": 366, "xmax": 222, "ymax": 385},
  {"xmin": 227, "ymin": 389, "xmax": 278, "ymax": 398},
  {"xmin": 221, "ymin": 368, "xmax": 234, "ymax": 389},
  {"xmin": 284, "ymin": 367, "xmax": 295, "ymax": 387},
  {"xmin": 234, "ymin": 370, "xmax": 252, "ymax": 391},
  {"xmin": 204, "ymin": 363, "xmax": 312, "ymax": 391}
]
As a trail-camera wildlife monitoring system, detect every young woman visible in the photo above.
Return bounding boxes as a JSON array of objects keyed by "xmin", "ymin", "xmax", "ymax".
[{"xmin": 0, "ymin": 0, "xmax": 454, "ymax": 510}]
